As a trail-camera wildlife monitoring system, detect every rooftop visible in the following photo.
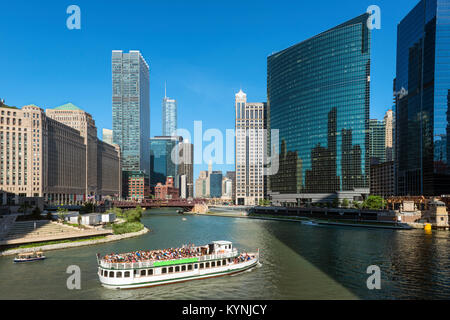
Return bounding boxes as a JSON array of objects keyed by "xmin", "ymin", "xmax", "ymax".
[{"xmin": 53, "ymin": 103, "xmax": 83, "ymax": 111}]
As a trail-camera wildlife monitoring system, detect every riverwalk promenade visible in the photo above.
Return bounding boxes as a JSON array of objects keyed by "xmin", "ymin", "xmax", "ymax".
[
  {"xmin": 0, "ymin": 219, "xmax": 112, "ymax": 246},
  {"xmin": 0, "ymin": 227, "xmax": 150, "ymax": 256}
]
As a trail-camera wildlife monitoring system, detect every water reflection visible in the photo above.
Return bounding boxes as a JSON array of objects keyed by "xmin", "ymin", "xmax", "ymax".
[
  {"xmin": 0, "ymin": 211, "xmax": 449, "ymax": 299},
  {"xmin": 262, "ymin": 221, "xmax": 450, "ymax": 299}
]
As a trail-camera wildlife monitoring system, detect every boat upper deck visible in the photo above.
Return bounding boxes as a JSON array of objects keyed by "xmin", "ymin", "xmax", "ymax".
[{"xmin": 99, "ymin": 244, "xmax": 238, "ymax": 270}]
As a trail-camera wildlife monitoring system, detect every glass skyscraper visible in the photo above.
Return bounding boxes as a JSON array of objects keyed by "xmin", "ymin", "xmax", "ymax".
[
  {"xmin": 395, "ymin": 0, "xmax": 450, "ymax": 196},
  {"xmin": 112, "ymin": 50, "xmax": 150, "ymax": 175},
  {"xmin": 149, "ymin": 136, "xmax": 182, "ymax": 188},
  {"xmin": 268, "ymin": 13, "xmax": 371, "ymax": 200},
  {"xmin": 209, "ymin": 171, "xmax": 223, "ymax": 198},
  {"xmin": 162, "ymin": 86, "xmax": 177, "ymax": 136},
  {"xmin": 369, "ymin": 119, "xmax": 386, "ymax": 165}
]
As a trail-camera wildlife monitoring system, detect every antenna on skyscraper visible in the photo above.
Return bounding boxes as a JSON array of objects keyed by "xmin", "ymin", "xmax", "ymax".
[{"xmin": 165, "ymin": 81, "xmax": 167, "ymax": 98}]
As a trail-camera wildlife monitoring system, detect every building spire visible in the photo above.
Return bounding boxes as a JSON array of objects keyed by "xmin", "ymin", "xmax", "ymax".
[{"xmin": 165, "ymin": 81, "xmax": 167, "ymax": 98}]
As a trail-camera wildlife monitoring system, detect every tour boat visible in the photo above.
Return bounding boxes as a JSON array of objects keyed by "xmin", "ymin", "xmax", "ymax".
[
  {"xmin": 14, "ymin": 251, "xmax": 46, "ymax": 263},
  {"xmin": 97, "ymin": 241, "xmax": 259, "ymax": 289}
]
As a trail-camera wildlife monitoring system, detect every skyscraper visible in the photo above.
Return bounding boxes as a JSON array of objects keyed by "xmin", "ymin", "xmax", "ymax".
[
  {"xmin": 102, "ymin": 128, "xmax": 114, "ymax": 146},
  {"xmin": 369, "ymin": 119, "xmax": 386, "ymax": 165},
  {"xmin": 395, "ymin": 0, "xmax": 450, "ymax": 196},
  {"xmin": 268, "ymin": 13, "xmax": 371, "ymax": 205},
  {"xmin": 162, "ymin": 84, "xmax": 177, "ymax": 137},
  {"xmin": 235, "ymin": 90, "xmax": 267, "ymax": 205},
  {"xmin": 195, "ymin": 171, "xmax": 209, "ymax": 198},
  {"xmin": 112, "ymin": 50, "xmax": 150, "ymax": 176},
  {"xmin": 149, "ymin": 136, "xmax": 182, "ymax": 189},
  {"xmin": 177, "ymin": 140, "xmax": 194, "ymax": 199},
  {"xmin": 384, "ymin": 110, "xmax": 394, "ymax": 162},
  {"xmin": 225, "ymin": 171, "xmax": 236, "ymax": 202},
  {"xmin": 209, "ymin": 171, "xmax": 223, "ymax": 199}
]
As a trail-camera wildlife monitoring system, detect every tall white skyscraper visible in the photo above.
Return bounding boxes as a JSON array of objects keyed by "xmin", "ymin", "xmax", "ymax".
[
  {"xmin": 102, "ymin": 128, "xmax": 114, "ymax": 145},
  {"xmin": 384, "ymin": 109, "xmax": 394, "ymax": 162},
  {"xmin": 235, "ymin": 89, "xmax": 267, "ymax": 205},
  {"xmin": 177, "ymin": 140, "xmax": 194, "ymax": 198},
  {"xmin": 162, "ymin": 83, "xmax": 177, "ymax": 136}
]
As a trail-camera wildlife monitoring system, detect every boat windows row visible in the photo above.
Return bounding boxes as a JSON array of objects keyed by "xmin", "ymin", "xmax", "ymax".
[{"xmin": 100, "ymin": 258, "xmax": 232, "ymax": 278}]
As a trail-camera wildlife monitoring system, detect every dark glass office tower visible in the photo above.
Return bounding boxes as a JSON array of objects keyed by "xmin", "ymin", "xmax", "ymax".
[
  {"xmin": 268, "ymin": 13, "xmax": 371, "ymax": 198},
  {"xmin": 209, "ymin": 171, "xmax": 223, "ymax": 198},
  {"xmin": 369, "ymin": 119, "xmax": 386, "ymax": 165},
  {"xmin": 149, "ymin": 136, "xmax": 181, "ymax": 188},
  {"xmin": 395, "ymin": 0, "xmax": 450, "ymax": 196}
]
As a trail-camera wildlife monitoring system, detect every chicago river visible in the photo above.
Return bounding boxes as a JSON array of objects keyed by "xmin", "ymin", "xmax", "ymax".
[{"xmin": 0, "ymin": 209, "xmax": 449, "ymax": 299}]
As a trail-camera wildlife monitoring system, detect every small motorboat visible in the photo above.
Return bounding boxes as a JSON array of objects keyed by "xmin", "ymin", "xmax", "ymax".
[
  {"xmin": 302, "ymin": 220, "xmax": 319, "ymax": 226},
  {"xmin": 14, "ymin": 251, "xmax": 46, "ymax": 263}
]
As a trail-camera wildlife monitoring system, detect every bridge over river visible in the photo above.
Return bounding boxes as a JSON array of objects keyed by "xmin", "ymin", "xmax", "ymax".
[{"xmin": 111, "ymin": 199, "xmax": 207, "ymax": 212}]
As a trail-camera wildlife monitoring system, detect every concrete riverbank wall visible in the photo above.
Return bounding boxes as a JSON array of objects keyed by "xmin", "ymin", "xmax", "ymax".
[
  {"xmin": 250, "ymin": 206, "xmax": 397, "ymax": 222},
  {"xmin": 0, "ymin": 227, "xmax": 150, "ymax": 257}
]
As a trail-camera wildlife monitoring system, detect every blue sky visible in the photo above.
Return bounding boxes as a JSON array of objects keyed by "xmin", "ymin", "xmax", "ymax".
[{"xmin": 0, "ymin": 0, "xmax": 417, "ymax": 180}]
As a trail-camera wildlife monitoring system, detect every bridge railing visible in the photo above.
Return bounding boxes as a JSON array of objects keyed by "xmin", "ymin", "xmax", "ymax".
[{"xmin": 112, "ymin": 199, "xmax": 206, "ymax": 207}]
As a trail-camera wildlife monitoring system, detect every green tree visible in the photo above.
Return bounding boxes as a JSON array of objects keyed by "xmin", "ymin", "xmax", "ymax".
[
  {"xmin": 362, "ymin": 196, "xmax": 386, "ymax": 210},
  {"xmin": 109, "ymin": 207, "xmax": 123, "ymax": 217},
  {"xmin": 352, "ymin": 201, "xmax": 363, "ymax": 210},
  {"xmin": 124, "ymin": 206, "xmax": 143, "ymax": 223},
  {"xmin": 57, "ymin": 207, "xmax": 68, "ymax": 221},
  {"xmin": 341, "ymin": 199, "xmax": 349, "ymax": 208},
  {"xmin": 80, "ymin": 202, "xmax": 95, "ymax": 214}
]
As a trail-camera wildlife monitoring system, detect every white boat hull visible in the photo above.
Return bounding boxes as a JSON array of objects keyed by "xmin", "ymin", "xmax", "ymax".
[{"xmin": 98, "ymin": 255, "xmax": 259, "ymax": 290}]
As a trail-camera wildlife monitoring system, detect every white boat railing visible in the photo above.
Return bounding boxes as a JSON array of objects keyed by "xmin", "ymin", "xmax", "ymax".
[
  {"xmin": 99, "ymin": 249, "xmax": 239, "ymax": 270},
  {"xmin": 197, "ymin": 250, "xmax": 238, "ymax": 262}
]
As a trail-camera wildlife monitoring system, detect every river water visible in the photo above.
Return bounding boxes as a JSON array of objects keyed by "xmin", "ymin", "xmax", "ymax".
[{"xmin": 1, "ymin": 209, "xmax": 450, "ymax": 300}]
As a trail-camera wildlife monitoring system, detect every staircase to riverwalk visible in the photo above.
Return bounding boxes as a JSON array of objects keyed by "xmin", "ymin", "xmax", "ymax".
[
  {"xmin": 0, "ymin": 215, "xmax": 18, "ymax": 240},
  {"xmin": 0, "ymin": 220, "xmax": 111, "ymax": 246}
]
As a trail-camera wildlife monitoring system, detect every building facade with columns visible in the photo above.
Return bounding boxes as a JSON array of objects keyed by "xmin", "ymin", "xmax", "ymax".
[
  {"xmin": 0, "ymin": 104, "xmax": 87, "ymax": 204},
  {"xmin": 46, "ymin": 103, "xmax": 98, "ymax": 197},
  {"xmin": 0, "ymin": 103, "xmax": 121, "ymax": 204},
  {"xmin": 235, "ymin": 89, "xmax": 267, "ymax": 205}
]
